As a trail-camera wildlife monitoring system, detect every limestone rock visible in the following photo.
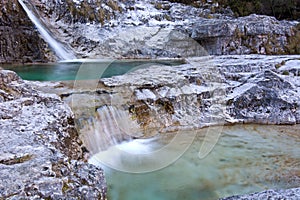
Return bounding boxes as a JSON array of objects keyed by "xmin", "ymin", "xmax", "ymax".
[
  {"xmin": 190, "ymin": 14, "xmax": 296, "ymax": 55},
  {"xmin": 226, "ymin": 70, "xmax": 298, "ymax": 124},
  {"xmin": 220, "ymin": 187, "xmax": 300, "ymax": 200},
  {"xmin": 25, "ymin": 0, "xmax": 299, "ymax": 59},
  {"xmin": 0, "ymin": 70, "xmax": 107, "ymax": 199},
  {"xmin": 101, "ymin": 55, "xmax": 300, "ymax": 130},
  {"xmin": 56, "ymin": 55, "xmax": 300, "ymax": 137}
]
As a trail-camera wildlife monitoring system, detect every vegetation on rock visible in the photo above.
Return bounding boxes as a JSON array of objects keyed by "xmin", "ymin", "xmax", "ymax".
[
  {"xmin": 217, "ymin": 0, "xmax": 300, "ymax": 20},
  {"xmin": 286, "ymin": 23, "xmax": 300, "ymax": 54},
  {"xmin": 64, "ymin": 0, "xmax": 122, "ymax": 24}
]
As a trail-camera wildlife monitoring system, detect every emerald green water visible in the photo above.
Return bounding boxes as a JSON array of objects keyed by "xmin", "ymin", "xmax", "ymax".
[
  {"xmin": 2, "ymin": 59, "xmax": 184, "ymax": 81},
  {"xmin": 89, "ymin": 124, "xmax": 300, "ymax": 200}
]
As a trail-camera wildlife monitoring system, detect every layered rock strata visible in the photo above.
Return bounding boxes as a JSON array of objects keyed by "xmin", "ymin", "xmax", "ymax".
[
  {"xmin": 47, "ymin": 55, "xmax": 300, "ymax": 139},
  {"xmin": 28, "ymin": 0, "xmax": 299, "ymax": 59}
]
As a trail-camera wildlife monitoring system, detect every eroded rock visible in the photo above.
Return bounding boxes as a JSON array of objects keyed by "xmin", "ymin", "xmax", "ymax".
[
  {"xmin": 0, "ymin": 70, "xmax": 106, "ymax": 199},
  {"xmin": 50, "ymin": 55, "xmax": 300, "ymax": 138},
  {"xmin": 25, "ymin": 0, "xmax": 299, "ymax": 59}
]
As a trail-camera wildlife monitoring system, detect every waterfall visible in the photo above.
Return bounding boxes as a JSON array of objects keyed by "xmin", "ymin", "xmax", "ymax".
[
  {"xmin": 79, "ymin": 105, "xmax": 142, "ymax": 154},
  {"xmin": 18, "ymin": 0, "xmax": 76, "ymax": 60}
]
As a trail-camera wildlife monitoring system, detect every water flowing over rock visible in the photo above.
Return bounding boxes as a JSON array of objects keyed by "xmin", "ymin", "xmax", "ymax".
[
  {"xmin": 18, "ymin": 0, "xmax": 76, "ymax": 60},
  {"xmin": 51, "ymin": 55, "xmax": 300, "ymax": 140},
  {"xmin": 0, "ymin": 70, "xmax": 106, "ymax": 199},
  {"xmin": 0, "ymin": 0, "xmax": 54, "ymax": 63},
  {"xmin": 23, "ymin": 0, "xmax": 299, "ymax": 60},
  {"xmin": 0, "ymin": 0, "xmax": 299, "ymax": 62}
]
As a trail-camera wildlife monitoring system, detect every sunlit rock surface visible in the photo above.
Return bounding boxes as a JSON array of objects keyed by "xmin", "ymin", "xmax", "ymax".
[{"xmin": 0, "ymin": 70, "xmax": 106, "ymax": 199}]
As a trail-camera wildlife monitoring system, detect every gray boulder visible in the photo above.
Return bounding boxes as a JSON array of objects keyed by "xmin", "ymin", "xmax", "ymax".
[
  {"xmin": 220, "ymin": 187, "xmax": 300, "ymax": 200},
  {"xmin": 0, "ymin": 70, "xmax": 107, "ymax": 199},
  {"xmin": 190, "ymin": 14, "xmax": 297, "ymax": 55}
]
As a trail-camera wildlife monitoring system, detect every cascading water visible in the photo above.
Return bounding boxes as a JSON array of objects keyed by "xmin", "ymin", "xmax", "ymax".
[
  {"xmin": 18, "ymin": 0, "xmax": 76, "ymax": 60},
  {"xmin": 79, "ymin": 105, "xmax": 143, "ymax": 154}
]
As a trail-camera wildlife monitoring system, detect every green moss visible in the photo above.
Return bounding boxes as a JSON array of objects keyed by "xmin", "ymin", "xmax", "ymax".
[
  {"xmin": 275, "ymin": 60, "xmax": 286, "ymax": 69},
  {"xmin": 282, "ymin": 71, "xmax": 290, "ymax": 75},
  {"xmin": 61, "ymin": 182, "xmax": 70, "ymax": 193},
  {"xmin": 0, "ymin": 154, "xmax": 33, "ymax": 165},
  {"xmin": 286, "ymin": 29, "xmax": 300, "ymax": 54},
  {"xmin": 155, "ymin": 99, "xmax": 175, "ymax": 114},
  {"xmin": 155, "ymin": 3, "xmax": 163, "ymax": 9},
  {"xmin": 164, "ymin": 15, "xmax": 172, "ymax": 21},
  {"xmin": 97, "ymin": 9, "xmax": 105, "ymax": 25},
  {"xmin": 107, "ymin": 0, "xmax": 121, "ymax": 12},
  {"xmin": 206, "ymin": 14, "xmax": 214, "ymax": 19}
]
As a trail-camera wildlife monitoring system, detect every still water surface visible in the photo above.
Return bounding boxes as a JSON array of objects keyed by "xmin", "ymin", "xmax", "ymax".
[
  {"xmin": 90, "ymin": 124, "xmax": 300, "ymax": 200},
  {"xmin": 2, "ymin": 59, "xmax": 184, "ymax": 81}
]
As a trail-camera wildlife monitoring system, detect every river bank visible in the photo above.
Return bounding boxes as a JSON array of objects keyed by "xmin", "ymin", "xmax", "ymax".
[{"xmin": 0, "ymin": 0, "xmax": 299, "ymax": 199}]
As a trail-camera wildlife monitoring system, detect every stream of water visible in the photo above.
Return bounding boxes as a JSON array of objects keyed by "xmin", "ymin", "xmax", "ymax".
[
  {"xmin": 89, "ymin": 124, "xmax": 300, "ymax": 200},
  {"xmin": 3, "ymin": 48, "xmax": 298, "ymax": 199},
  {"xmin": 18, "ymin": 0, "xmax": 76, "ymax": 60}
]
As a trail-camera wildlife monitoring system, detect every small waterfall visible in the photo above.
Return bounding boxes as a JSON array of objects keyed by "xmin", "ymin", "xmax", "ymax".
[
  {"xmin": 18, "ymin": 0, "xmax": 76, "ymax": 60},
  {"xmin": 80, "ymin": 105, "xmax": 142, "ymax": 154}
]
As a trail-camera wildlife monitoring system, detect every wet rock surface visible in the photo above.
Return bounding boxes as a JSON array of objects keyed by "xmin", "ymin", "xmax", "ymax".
[
  {"xmin": 95, "ymin": 55, "xmax": 300, "ymax": 133},
  {"xmin": 0, "ymin": 0, "xmax": 54, "ymax": 64},
  {"xmin": 0, "ymin": 70, "xmax": 106, "ymax": 199},
  {"xmin": 37, "ymin": 55, "xmax": 300, "ymax": 199},
  {"xmin": 39, "ymin": 55, "xmax": 300, "ymax": 137}
]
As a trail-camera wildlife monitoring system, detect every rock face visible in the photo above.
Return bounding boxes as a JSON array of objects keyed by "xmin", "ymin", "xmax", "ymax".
[
  {"xmin": 0, "ymin": 0, "xmax": 53, "ymax": 64},
  {"xmin": 53, "ymin": 55, "xmax": 300, "ymax": 138},
  {"xmin": 0, "ymin": 70, "xmax": 106, "ymax": 199},
  {"xmin": 99, "ymin": 55, "xmax": 300, "ymax": 133},
  {"xmin": 189, "ymin": 14, "xmax": 297, "ymax": 55},
  {"xmin": 26, "ymin": 0, "xmax": 299, "ymax": 59},
  {"xmin": 0, "ymin": 0, "xmax": 298, "ymax": 62}
]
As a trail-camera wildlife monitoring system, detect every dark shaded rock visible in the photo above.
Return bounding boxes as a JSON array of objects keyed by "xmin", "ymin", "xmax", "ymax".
[
  {"xmin": 190, "ymin": 14, "xmax": 296, "ymax": 55},
  {"xmin": 226, "ymin": 70, "xmax": 299, "ymax": 124},
  {"xmin": 0, "ymin": 0, "xmax": 53, "ymax": 64},
  {"xmin": 0, "ymin": 70, "xmax": 106, "ymax": 199}
]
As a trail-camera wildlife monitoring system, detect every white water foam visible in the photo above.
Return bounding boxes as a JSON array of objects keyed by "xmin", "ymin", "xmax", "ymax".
[{"xmin": 18, "ymin": 0, "xmax": 76, "ymax": 60}]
